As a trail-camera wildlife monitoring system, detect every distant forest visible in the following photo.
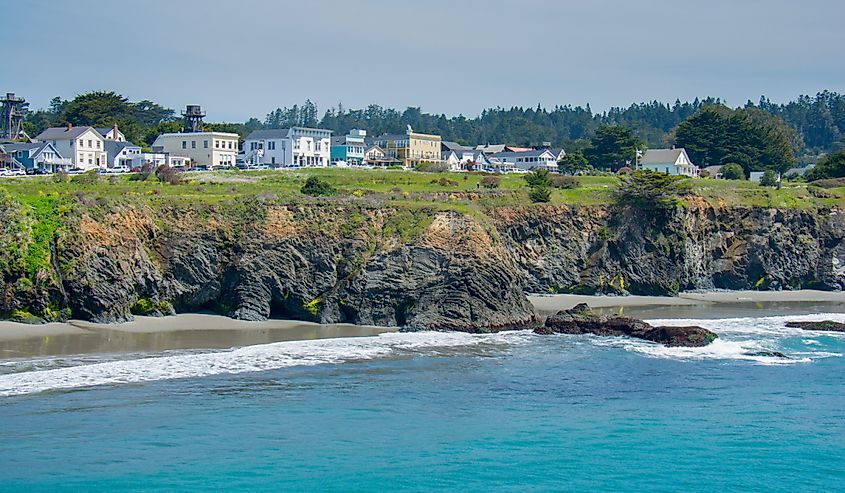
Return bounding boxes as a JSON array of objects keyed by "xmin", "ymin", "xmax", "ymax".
[{"xmin": 22, "ymin": 91, "xmax": 845, "ymax": 160}]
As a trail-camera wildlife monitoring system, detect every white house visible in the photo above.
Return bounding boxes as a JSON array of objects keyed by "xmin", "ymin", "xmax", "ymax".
[
  {"xmin": 152, "ymin": 131, "xmax": 239, "ymax": 168},
  {"xmin": 641, "ymin": 148, "xmax": 698, "ymax": 177},
  {"xmin": 243, "ymin": 127, "xmax": 332, "ymax": 167},
  {"xmin": 493, "ymin": 149, "xmax": 559, "ymax": 172},
  {"xmin": 104, "ymin": 140, "xmax": 142, "ymax": 168},
  {"xmin": 35, "ymin": 124, "xmax": 107, "ymax": 170}
]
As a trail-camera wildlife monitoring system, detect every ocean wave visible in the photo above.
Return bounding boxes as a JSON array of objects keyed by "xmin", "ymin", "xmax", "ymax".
[{"xmin": 0, "ymin": 331, "xmax": 531, "ymax": 397}]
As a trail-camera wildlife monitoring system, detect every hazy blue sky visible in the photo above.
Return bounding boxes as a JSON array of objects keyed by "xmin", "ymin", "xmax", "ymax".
[{"xmin": 2, "ymin": 0, "xmax": 843, "ymax": 121}]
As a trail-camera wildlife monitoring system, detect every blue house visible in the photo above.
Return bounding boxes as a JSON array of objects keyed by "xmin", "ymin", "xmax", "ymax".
[
  {"xmin": 0, "ymin": 142, "xmax": 68, "ymax": 172},
  {"xmin": 331, "ymin": 129, "xmax": 367, "ymax": 166}
]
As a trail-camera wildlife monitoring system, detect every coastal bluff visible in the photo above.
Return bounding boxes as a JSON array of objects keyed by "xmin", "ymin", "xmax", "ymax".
[{"xmin": 1, "ymin": 198, "xmax": 844, "ymax": 332}]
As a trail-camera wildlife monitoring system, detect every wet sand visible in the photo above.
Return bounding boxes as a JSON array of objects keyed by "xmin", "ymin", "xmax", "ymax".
[
  {"xmin": 0, "ymin": 315, "xmax": 395, "ymax": 359},
  {"xmin": 530, "ymin": 290, "xmax": 845, "ymax": 319}
]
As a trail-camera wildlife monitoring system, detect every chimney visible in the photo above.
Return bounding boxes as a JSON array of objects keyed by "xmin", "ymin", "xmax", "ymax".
[
  {"xmin": 66, "ymin": 123, "xmax": 73, "ymax": 132},
  {"xmin": 113, "ymin": 123, "xmax": 119, "ymax": 140}
]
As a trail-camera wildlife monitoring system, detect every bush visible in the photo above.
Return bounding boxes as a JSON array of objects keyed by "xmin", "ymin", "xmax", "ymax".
[
  {"xmin": 528, "ymin": 186, "xmax": 551, "ymax": 203},
  {"xmin": 416, "ymin": 162, "xmax": 449, "ymax": 173},
  {"xmin": 551, "ymin": 175, "xmax": 580, "ymax": 189},
  {"xmin": 617, "ymin": 170, "xmax": 692, "ymax": 210},
  {"xmin": 301, "ymin": 176, "xmax": 335, "ymax": 196},
  {"xmin": 524, "ymin": 169, "xmax": 553, "ymax": 188},
  {"xmin": 480, "ymin": 176, "xmax": 500, "ymax": 189},
  {"xmin": 759, "ymin": 170, "xmax": 779, "ymax": 187},
  {"xmin": 155, "ymin": 164, "xmax": 184, "ymax": 185},
  {"xmin": 808, "ymin": 177, "xmax": 845, "ymax": 189},
  {"xmin": 721, "ymin": 163, "xmax": 745, "ymax": 180},
  {"xmin": 71, "ymin": 169, "xmax": 100, "ymax": 184},
  {"xmin": 431, "ymin": 177, "xmax": 458, "ymax": 187},
  {"xmin": 52, "ymin": 170, "xmax": 69, "ymax": 183}
]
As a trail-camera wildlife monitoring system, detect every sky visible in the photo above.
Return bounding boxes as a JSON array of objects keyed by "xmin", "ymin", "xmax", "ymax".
[{"xmin": 2, "ymin": 0, "xmax": 844, "ymax": 122}]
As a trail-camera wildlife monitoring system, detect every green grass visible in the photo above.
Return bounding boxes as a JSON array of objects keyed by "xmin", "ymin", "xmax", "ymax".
[{"xmin": 0, "ymin": 170, "xmax": 842, "ymax": 213}]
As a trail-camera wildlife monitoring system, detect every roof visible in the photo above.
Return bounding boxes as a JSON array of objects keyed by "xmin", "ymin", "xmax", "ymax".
[
  {"xmin": 244, "ymin": 129, "xmax": 290, "ymax": 140},
  {"xmin": 1, "ymin": 142, "xmax": 44, "ymax": 153},
  {"xmin": 476, "ymin": 144, "xmax": 507, "ymax": 153},
  {"xmin": 492, "ymin": 149, "xmax": 556, "ymax": 159},
  {"xmin": 641, "ymin": 148, "xmax": 688, "ymax": 165},
  {"xmin": 375, "ymin": 134, "xmax": 407, "ymax": 142},
  {"xmin": 95, "ymin": 127, "xmax": 123, "ymax": 137},
  {"xmin": 442, "ymin": 141, "xmax": 473, "ymax": 152},
  {"xmin": 104, "ymin": 140, "xmax": 140, "ymax": 157},
  {"xmin": 35, "ymin": 126, "xmax": 99, "ymax": 141}
]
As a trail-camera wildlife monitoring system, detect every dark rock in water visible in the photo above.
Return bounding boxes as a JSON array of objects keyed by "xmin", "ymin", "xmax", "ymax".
[
  {"xmin": 745, "ymin": 351, "xmax": 788, "ymax": 358},
  {"xmin": 785, "ymin": 321, "xmax": 845, "ymax": 333},
  {"xmin": 537, "ymin": 303, "xmax": 717, "ymax": 348},
  {"xmin": 640, "ymin": 326, "xmax": 719, "ymax": 348}
]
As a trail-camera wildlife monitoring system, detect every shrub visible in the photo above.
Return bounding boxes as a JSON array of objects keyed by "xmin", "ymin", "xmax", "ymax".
[
  {"xmin": 301, "ymin": 176, "xmax": 335, "ymax": 196},
  {"xmin": 71, "ymin": 169, "xmax": 100, "ymax": 184},
  {"xmin": 528, "ymin": 186, "xmax": 552, "ymax": 203},
  {"xmin": 551, "ymin": 175, "xmax": 580, "ymax": 189},
  {"xmin": 617, "ymin": 170, "xmax": 692, "ymax": 210},
  {"xmin": 721, "ymin": 163, "xmax": 745, "ymax": 180},
  {"xmin": 759, "ymin": 170, "xmax": 779, "ymax": 187},
  {"xmin": 155, "ymin": 164, "xmax": 184, "ymax": 184},
  {"xmin": 416, "ymin": 162, "xmax": 449, "ymax": 173},
  {"xmin": 431, "ymin": 177, "xmax": 458, "ymax": 187},
  {"xmin": 480, "ymin": 176, "xmax": 500, "ymax": 189},
  {"xmin": 524, "ymin": 168, "xmax": 553, "ymax": 188},
  {"xmin": 53, "ymin": 170, "xmax": 69, "ymax": 183}
]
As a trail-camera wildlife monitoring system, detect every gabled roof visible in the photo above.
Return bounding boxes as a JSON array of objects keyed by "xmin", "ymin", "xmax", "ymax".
[
  {"xmin": 0, "ymin": 142, "xmax": 62, "ymax": 159},
  {"xmin": 476, "ymin": 144, "xmax": 507, "ymax": 153},
  {"xmin": 642, "ymin": 148, "xmax": 691, "ymax": 166},
  {"xmin": 96, "ymin": 127, "xmax": 124, "ymax": 137},
  {"xmin": 104, "ymin": 140, "xmax": 140, "ymax": 157},
  {"xmin": 35, "ymin": 126, "xmax": 101, "ymax": 141},
  {"xmin": 245, "ymin": 129, "xmax": 290, "ymax": 140}
]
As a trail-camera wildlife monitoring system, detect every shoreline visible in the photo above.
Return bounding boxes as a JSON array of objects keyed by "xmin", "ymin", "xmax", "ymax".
[{"xmin": 1, "ymin": 290, "xmax": 844, "ymax": 359}]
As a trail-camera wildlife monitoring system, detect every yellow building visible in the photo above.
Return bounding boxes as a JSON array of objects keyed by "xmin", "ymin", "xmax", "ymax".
[{"xmin": 375, "ymin": 129, "xmax": 442, "ymax": 168}]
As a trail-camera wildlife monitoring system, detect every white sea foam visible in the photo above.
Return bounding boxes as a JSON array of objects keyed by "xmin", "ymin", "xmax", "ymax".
[{"xmin": 0, "ymin": 331, "xmax": 529, "ymax": 397}]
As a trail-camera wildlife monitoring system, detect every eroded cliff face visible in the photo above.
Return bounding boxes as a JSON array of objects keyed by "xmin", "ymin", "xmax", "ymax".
[
  {"xmin": 1, "ymin": 199, "xmax": 843, "ymax": 331},
  {"xmin": 47, "ymin": 204, "xmax": 537, "ymax": 331},
  {"xmin": 492, "ymin": 202, "xmax": 845, "ymax": 295}
]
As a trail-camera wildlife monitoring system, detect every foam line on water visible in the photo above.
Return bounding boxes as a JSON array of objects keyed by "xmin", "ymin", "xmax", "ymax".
[{"xmin": 0, "ymin": 331, "xmax": 529, "ymax": 397}]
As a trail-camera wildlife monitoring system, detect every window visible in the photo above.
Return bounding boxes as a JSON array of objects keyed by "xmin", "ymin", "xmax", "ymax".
[
  {"xmin": 78, "ymin": 139, "xmax": 83, "ymax": 147},
  {"xmin": 88, "ymin": 140, "xmax": 92, "ymax": 148},
  {"xmin": 217, "ymin": 141, "xmax": 221, "ymax": 149},
  {"xmin": 228, "ymin": 141, "xmax": 233, "ymax": 149},
  {"xmin": 182, "ymin": 141, "xmax": 187, "ymax": 149},
  {"xmin": 268, "ymin": 141, "xmax": 275, "ymax": 150},
  {"xmin": 204, "ymin": 140, "xmax": 209, "ymax": 149},
  {"xmin": 191, "ymin": 141, "xmax": 196, "ymax": 149},
  {"xmin": 96, "ymin": 141, "xmax": 101, "ymax": 149}
]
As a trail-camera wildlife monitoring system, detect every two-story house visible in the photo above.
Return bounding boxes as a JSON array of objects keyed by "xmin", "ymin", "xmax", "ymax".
[
  {"xmin": 331, "ymin": 129, "xmax": 367, "ymax": 166},
  {"xmin": 375, "ymin": 129, "xmax": 442, "ymax": 168},
  {"xmin": 152, "ymin": 131, "xmax": 239, "ymax": 168},
  {"xmin": 35, "ymin": 124, "xmax": 107, "ymax": 170},
  {"xmin": 640, "ymin": 148, "xmax": 698, "ymax": 176},
  {"xmin": 104, "ymin": 140, "xmax": 143, "ymax": 169},
  {"xmin": 243, "ymin": 127, "xmax": 332, "ymax": 167},
  {"xmin": 0, "ymin": 142, "xmax": 69, "ymax": 172},
  {"xmin": 492, "ymin": 149, "xmax": 559, "ymax": 172}
]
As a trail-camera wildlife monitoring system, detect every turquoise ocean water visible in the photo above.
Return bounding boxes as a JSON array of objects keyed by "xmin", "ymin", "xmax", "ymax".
[{"xmin": 1, "ymin": 312, "xmax": 844, "ymax": 492}]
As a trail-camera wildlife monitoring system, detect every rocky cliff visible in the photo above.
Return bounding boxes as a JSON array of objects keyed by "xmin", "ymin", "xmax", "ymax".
[{"xmin": 1, "ymin": 196, "xmax": 843, "ymax": 331}]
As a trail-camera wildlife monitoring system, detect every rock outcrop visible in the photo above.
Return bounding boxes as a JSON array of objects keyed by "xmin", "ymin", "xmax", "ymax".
[
  {"xmin": 786, "ymin": 321, "xmax": 845, "ymax": 332},
  {"xmin": 536, "ymin": 303, "xmax": 718, "ymax": 347}
]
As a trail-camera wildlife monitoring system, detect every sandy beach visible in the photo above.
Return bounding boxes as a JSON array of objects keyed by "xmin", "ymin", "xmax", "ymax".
[
  {"xmin": 2, "ymin": 290, "xmax": 844, "ymax": 359},
  {"xmin": 0, "ymin": 315, "xmax": 395, "ymax": 359}
]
